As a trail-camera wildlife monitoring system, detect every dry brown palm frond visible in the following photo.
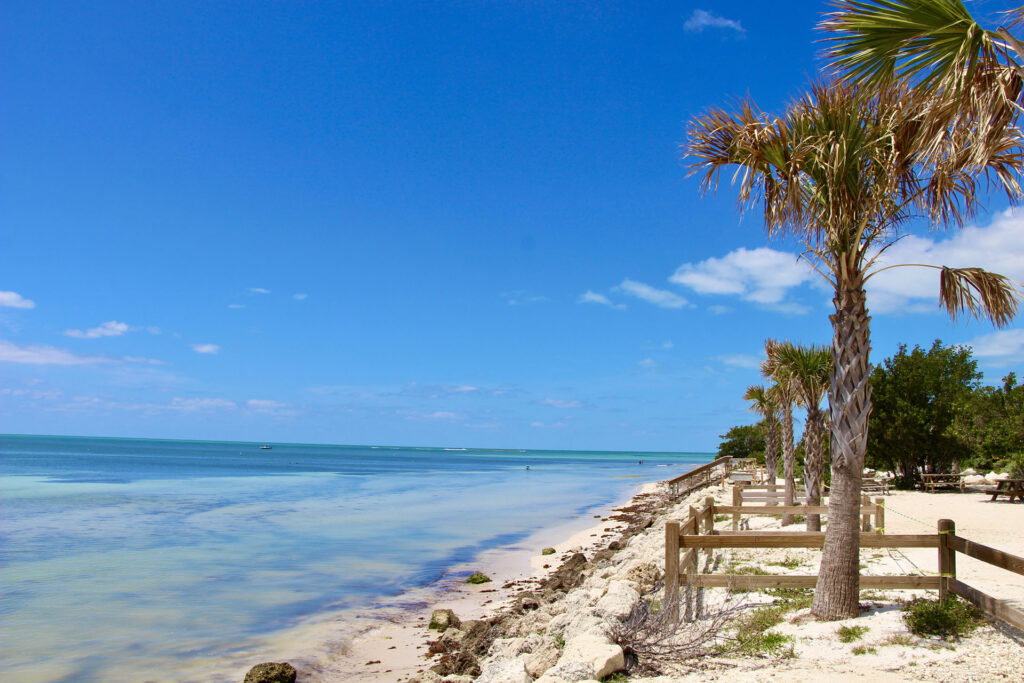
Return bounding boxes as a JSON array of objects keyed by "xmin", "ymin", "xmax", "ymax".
[{"xmin": 939, "ymin": 266, "xmax": 1022, "ymax": 327}]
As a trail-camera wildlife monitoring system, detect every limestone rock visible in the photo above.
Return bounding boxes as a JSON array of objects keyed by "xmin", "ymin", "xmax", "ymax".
[
  {"xmin": 430, "ymin": 651, "xmax": 480, "ymax": 678},
  {"xmin": 594, "ymin": 581, "xmax": 640, "ymax": 621},
  {"xmin": 560, "ymin": 633, "xmax": 625, "ymax": 679},
  {"xmin": 961, "ymin": 468, "xmax": 979, "ymax": 476},
  {"xmin": 524, "ymin": 637, "xmax": 561, "ymax": 678},
  {"xmin": 475, "ymin": 657, "xmax": 531, "ymax": 683},
  {"xmin": 624, "ymin": 561, "xmax": 661, "ymax": 594},
  {"xmin": 515, "ymin": 591, "xmax": 542, "ymax": 613},
  {"xmin": 542, "ymin": 660, "xmax": 596, "ymax": 682},
  {"xmin": 243, "ymin": 662, "xmax": 297, "ymax": 683},
  {"xmin": 429, "ymin": 609, "xmax": 460, "ymax": 630},
  {"xmin": 963, "ymin": 474, "xmax": 988, "ymax": 485}
]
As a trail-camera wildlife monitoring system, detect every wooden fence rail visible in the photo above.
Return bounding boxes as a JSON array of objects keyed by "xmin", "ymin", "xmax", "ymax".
[
  {"xmin": 664, "ymin": 508, "xmax": 1024, "ymax": 632},
  {"xmin": 666, "ymin": 457, "xmax": 755, "ymax": 499}
]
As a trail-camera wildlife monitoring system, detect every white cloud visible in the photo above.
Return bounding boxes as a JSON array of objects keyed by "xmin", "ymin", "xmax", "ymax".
[
  {"xmin": 228, "ymin": 304, "xmax": 245, "ymax": 309},
  {"xmin": 502, "ymin": 291, "xmax": 548, "ymax": 306},
  {"xmin": 146, "ymin": 326, "xmax": 161, "ymax": 335},
  {"xmin": 684, "ymin": 9, "xmax": 745, "ymax": 34},
  {"xmin": 249, "ymin": 287, "xmax": 271, "ymax": 294},
  {"xmin": 65, "ymin": 321, "xmax": 130, "ymax": 339},
  {"xmin": 246, "ymin": 399, "xmax": 297, "ymax": 416},
  {"xmin": 0, "ymin": 387, "xmax": 63, "ymax": 400},
  {"xmin": 293, "ymin": 293, "xmax": 308, "ymax": 301},
  {"xmin": 616, "ymin": 278, "xmax": 688, "ymax": 309},
  {"xmin": 866, "ymin": 210, "xmax": 1024, "ymax": 313},
  {"xmin": 966, "ymin": 329, "xmax": 1024, "ymax": 365},
  {"xmin": 579, "ymin": 290, "xmax": 626, "ymax": 309},
  {"xmin": 0, "ymin": 340, "xmax": 110, "ymax": 365},
  {"xmin": 170, "ymin": 397, "xmax": 236, "ymax": 411},
  {"xmin": 637, "ymin": 357, "xmax": 657, "ymax": 368},
  {"xmin": 718, "ymin": 354, "xmax": 763, "ymax": 369},
  {"xmin": 671, "ymin": 247, "xmax": 815, "ymax": 311},
  {"xmin": 122, "ymin": 355, "xmax": 167, "ymax": 365},
  {"xmin": 708, "ymin": 305, "xmax": 732, "ymax": 315},
  {"xmin": 0, "ymin": 291, "xmax": 36, "ymax": 309},
  {"xmin": 191, "ymin": 344, "xmax": 221, "ymax": 354},
  {"xmin": 450, "ymin": 385, "xmax": 478, "ymax": 393},
  {"xmin": 531, "ymin": 420, "xmax": 567, "ymax": 428},
  {"xmin": 662, "ymin": 341, "xmax": 674, "ymax": 349},
  {"xmin": 541, "ymin": 398, "xmax": 582, "ymax": 408}
]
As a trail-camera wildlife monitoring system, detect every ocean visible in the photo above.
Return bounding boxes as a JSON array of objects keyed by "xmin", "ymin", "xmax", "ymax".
[{"xmin": 0, "ymin": 434, "xmax": 711, "ymax": 681}]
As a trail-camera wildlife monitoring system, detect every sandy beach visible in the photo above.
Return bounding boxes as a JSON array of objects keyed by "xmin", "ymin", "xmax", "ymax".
[{"xmin": 288, "ymin": 474, "xmax": 1024, "ymax": 683}]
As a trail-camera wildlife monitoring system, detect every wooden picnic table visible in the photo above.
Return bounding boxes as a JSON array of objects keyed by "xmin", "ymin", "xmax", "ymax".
[
  {"xmin": 921, "ymin": 473, "xmax": 965, "ymax": 493},
  {"xmin": 989, "ymin": 478, "xmax": 1024, "ymax": 503}
]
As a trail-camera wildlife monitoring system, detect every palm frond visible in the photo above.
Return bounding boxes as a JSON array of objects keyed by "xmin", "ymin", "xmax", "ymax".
[{"xmin": 939, "ymin": 266, "xmax": 1021, "ymax": 327}]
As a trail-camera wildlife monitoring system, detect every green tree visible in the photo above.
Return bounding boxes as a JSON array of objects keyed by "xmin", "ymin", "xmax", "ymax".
[
  {"xmin": 717, "ymin": 423, "xmax": 766, "ymax": 462},
  {"xmin": 762, "ymin": 339, "xmax": 799, "ymax": 524},
  {"xmin": 744, "ymin": 384, "xmax": 781, "ymax": 482},
  {"xmin": 688, "ymin": 80, "xmax": 1022, "ymax": 619},
  {"xmin": 953, "ymin": 371, "xmax": 1024, "ymax": 471},
  {"xmin": 868, "ymin": 340, "xmax": 980, "ymax": 485}
]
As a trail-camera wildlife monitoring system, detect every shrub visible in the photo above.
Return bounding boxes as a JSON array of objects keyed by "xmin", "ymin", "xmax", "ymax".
[
  {"xmin": 836, "ymin": 625, "xmax": 869, "ymax": 643},
  {"xmin": 902, "ymin": 597, "xmax": 982, "ymax": 639}
]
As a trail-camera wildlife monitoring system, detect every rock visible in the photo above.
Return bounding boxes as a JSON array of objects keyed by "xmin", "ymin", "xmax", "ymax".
[
  {"xmin": 524, "ymin": 637, "xmax": 561, "ymax": 678},
  {"xmin": 595, "ymin": 581, "xmax": 640, "ymax": 620},
  {"xmin": 543, "ymin": 660, "xmax": 596, "ymax": 682},
  {"xmin": 560, "ymin": 633, "xmax": 624, "ymax": 679},
  {"xmin": 429, "ymin": 609, "xmax": 460, "ymax": 630},
  {"xmin": 607, "ymin": 540, "xmax": 623, "ymax": 551},
  {"xmin": 542, "ymin": 553, "xmax": 589, "ymax": 594},
  {"xmin": 961, "ymin": 468, "xmax": 979, "ymax": 476},
  {"xmin": 624, "ymin": 561, "xmax": 661, "ymax": 594},
  {"xmin": 243, "ymin": 662, "xmax": 297, "ymax": 683},
  {"xmin": 475, "ymin": 657, "xmax": 531, "ymax": 683},
  {"xmin": 430, "ymin": 651, "xmax": 481, "ymax": 677},
  {"xmin": 439, "ymin": 676, "xmax": 473, "ymax": 683},
  {"xmin": 986, "ymin": 471, "xmax": 1009, "ymax": 482},
  {"xmin": 534, "ymin": 676, "xmax": 571, "ymax": 683},
  {"xmin": 515, "ymin": 591, "xmax": 542, "ymax": 613},
  {"xmin": 963, "ymin": 474, "xmax": 988, "ymax": 485},
  {"xmin": 542, "ymin": 547, "xmax": 556, "ymax": 555},
  {"xmin": 466, "ymin": 572, "xmax": 491, "ymax": 584}
]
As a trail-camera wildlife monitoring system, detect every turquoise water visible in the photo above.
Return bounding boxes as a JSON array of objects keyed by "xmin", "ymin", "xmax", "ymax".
[{"xmin": 0, "ymin": 434, "xmax": 710, "ymax": 681}]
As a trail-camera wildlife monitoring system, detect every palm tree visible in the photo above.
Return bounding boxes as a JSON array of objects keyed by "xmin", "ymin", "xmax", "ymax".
[
  {"xmin": 761, "ymin": 339, "xmax": 800, "ymax": 524},
  {"xmin": 820, "ymin": 1, "xmax": 1023, "ymax": 159},
  {"xmin": 743, "ymin": 383, "xmax": 781, "ymax": 485},
  {"xmin": 773, "ymin": 342, "xmax": 832, "ymax": 531},
  {"xmin": 687, "ymin": 79, "xmax": 1022, "ymax": 620}
]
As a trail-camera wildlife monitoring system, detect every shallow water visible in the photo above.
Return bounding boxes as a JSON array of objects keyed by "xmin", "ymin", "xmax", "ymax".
[{"xmin": 0, "ymin": 434, "xmax": 710, "ymax": 681}]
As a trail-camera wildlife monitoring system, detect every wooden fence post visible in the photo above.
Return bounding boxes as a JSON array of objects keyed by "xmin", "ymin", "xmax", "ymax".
[
  {"xmin": 732, "ymin": 483, "xmax": 743, "ymax": 531},
  {"xmin": 875, "ymin": 497, "xmax": 885, "ymax": 534},
  {"xmin": 861, "ymin": 494, "xmax": 872, "ymax": 532},
  {"xmin": 705, "ymin": 496, "xmax": 715, "ymax": 534},
  {"xmin": 938, "ymin": 519, "xmax": 955, "ymax": 599},
  {"xmin": 665, "ymin": 521, "xmax": 680, "ymax": 622}
]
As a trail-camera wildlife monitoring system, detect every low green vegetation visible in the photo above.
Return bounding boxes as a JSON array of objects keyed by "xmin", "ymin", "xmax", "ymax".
[
  {"xmin": 733, "ymin": 604, "xmax": 795, "ymax": 657},
  {"xmin": 465, "ymin": 572, "xmax": 491, "ymax": 585},
  {"xmin": 836, "ymin": 625, "xmax": 869, "ymax": 643},
  {"xmin": 541, "ymin": 547, "xmax": 555, "ymax": 555},
  {"xmin": 881, "ymin": 633, "xmax": 916, "ymax": 647},
  {"xmin": 767, "ymin": 556, "xmax": 802, "ymax": 569},
  {"xmin": 851, "ymin": 645, "xmax": 877, "ymax": 655},
  {"xmin": 601, "ymin": 673, "xmax": 629, "ymax": 682},
  {"xmin": 902, "ymin": 597, "xmax": 982, "ymax": 639}
]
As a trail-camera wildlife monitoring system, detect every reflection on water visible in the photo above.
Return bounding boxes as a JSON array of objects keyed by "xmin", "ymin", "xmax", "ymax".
[{"xmin": 0, "ymin": 435, "xmax": 710, "ymax": 681}]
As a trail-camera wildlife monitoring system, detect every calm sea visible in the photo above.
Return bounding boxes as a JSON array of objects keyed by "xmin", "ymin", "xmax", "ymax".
[{"xmin": 0, "ymin": 434, "xmax": 710, "ymax": 681}]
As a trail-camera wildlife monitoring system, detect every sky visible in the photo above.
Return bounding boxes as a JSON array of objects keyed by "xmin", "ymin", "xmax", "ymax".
[{"xmin": 2, "ymin": 1, "xmax": 1023, "ymax": 452}]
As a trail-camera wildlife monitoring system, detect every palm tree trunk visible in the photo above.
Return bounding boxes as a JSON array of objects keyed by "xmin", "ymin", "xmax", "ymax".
[
  {"xmin": 804, "ymin": 410, "xmax": 824, "ymax": 531},
  {"xmin": 781, "ymin": 402, "xmax": 796, "ymax": 525},
  {"xmin": 812, "ymin": 282, "xmax": 871, "ymax": 621},
  {"xmin": 765, "ymin": 420, "xmax": 780, "ymax": 488}
]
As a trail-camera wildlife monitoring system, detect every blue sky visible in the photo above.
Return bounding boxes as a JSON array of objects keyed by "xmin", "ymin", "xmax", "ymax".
[{"xmin": 2, "ymin": 1, "xmax": 1023, "ymax": 451}]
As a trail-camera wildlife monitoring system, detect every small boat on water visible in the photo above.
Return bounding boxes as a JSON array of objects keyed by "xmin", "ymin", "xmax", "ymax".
[{"xmin": 260, "ymin": 445, "xmax": 272, "ymax": 450}]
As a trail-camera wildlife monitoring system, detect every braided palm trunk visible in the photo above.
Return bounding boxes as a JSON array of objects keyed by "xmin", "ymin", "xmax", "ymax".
[
  {"xmin": 812, "ymin": 283, "xmax": 871, "ymax": 620},
  {"xmin": 765, "ymin": 419, "xmax": 780, "ymax": 487},
  {"xmin": 803, "ymin": 408, "xmax": 825, "ymax": 532},
  {"xmin": 780, "ymin": 402, "xmax": 796, "ymax": 525}
]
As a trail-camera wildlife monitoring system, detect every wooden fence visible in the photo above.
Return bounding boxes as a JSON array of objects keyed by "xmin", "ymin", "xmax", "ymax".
[
  {"xmin": 666, "ymin": 457, "xmax": 754, "ymax": 499},
  {"xmin": 729, "ymin": 487, "xmax": 884, "ymax": 533},
  {"xmin": 734, "ymin": 482, "xmax": 807, "ymax": 506},
  {"xmin": 664, "ymin": 504, "xmax": 1024, "ymax": 631}
]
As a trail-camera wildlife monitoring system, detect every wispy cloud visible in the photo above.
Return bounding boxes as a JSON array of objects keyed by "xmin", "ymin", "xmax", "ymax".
[
  {"xmin": 616, "ymin": 279, "xmax": 688, "ymax": 309},
  {"xmin": 228, "ymin": 303, "xmax": 245, "ymax": 309},
  {"xmin": 717, "ymin": 354, "xmax": 763, "ymax": 369},
  {"xmin": 169, "ymin": 397, "xmax": 236, "ymax": 411},
  {"xmin": 292, "ymin": 293, "xmax": 308, "ymax": 301},
  {"xmin": 684, "ymin": 9, "xmax": 745, "ymax": 34},
  {"xmin": 191, "ymin": 344, "xmax": 221, "ymax": 354},
  {"xmin": 0, "ymin": 291, "xmax": 36, "ymax": 309},
  {"xmin": 541, "ymin": 398, "xmax": 582, "ymax": 408},
  {"xmin": 967, "ymin": 329, "xmax": 1024, "ymax": 366},
  {"xmin": 531, "ymin": 420, "xmax": 567, "ymax": 429},
  {"xmin": 502, "ymin": 290, "xmax": 548, "ymax": 306},
  {"xmin": 450, "ymin": 385, "xmax": 478, "ymax": 393},
  {"xmin": 246, "ymin": 399, "xmax": 298, "ymax": 416},
  {"xmin": 122, "ymin": 355, "xmax": 168, "ymax": 365},
  {"xmin": 65, "ymin": 321, "xmax": 131, "ymax": 339},
  {"xmin": 0, "ymin": 387, "xmax": 64, "ymax": 400},
  {"xmin": 400, "ymin": 409, "xmax": 461, "ymax": 421},
  {"xmin": 249, "ymin": 287, "xmax": 271, "ymax": 295},
  {"xmin": 671, "ymin": 247, "xmax": 814, "ymax": 312},
  {"xmin": 637, "ymin": 357, "xmax": 657, "ymax": 368},
  {"xmin": 0, "ymin": 340, "xmax": 110, "ymax": 365},
  {"xmin": 579, "ymin": 290, "xmax": 626, "ymax": 309}
]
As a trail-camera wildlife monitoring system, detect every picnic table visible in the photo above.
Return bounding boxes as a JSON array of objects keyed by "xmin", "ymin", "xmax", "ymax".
[
  {"xmin": 989, "ymin": 478, "xmax": 1024, "ymax": 502},
  {"xmin": 862, "ymin": 477, "xmax": 890, "ymax": 495},
  {"xmin": 921, "ymin": 473, "xmax": 965, "ymax": 493}
]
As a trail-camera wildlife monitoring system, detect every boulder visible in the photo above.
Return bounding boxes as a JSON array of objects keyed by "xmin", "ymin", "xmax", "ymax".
[
  {"xmin": 987, "ymin": 471, "xmax": 1010, "ymax": 482},
  {"xmin": 430, "ymin": 651, "xmax": 481, "ymax": 678},
  {"xmin": 429, "ymin": 609, "xmax": 460, "ymax": 631},
  {"xmin": 594, "ymin": 581, "xmax": 640, "ymax": 621},
  {"xmin": 560, "ymin": 633, "xmax": 625, "ymax": 679},
  {"xmin": 515, "ymin": 591, "xmax": 542, "ymax": 613},
  {"xmin": 961, "ymin": 468, "xmax": 979, "ymax": 476},
  {"xmin": 624, "ymin": 561, "xmax": 661, "ymax": 594},
  {"xmin": 243, "ymin": 662, "xmax": 297, "ymax": 683},
  {"xmin": 963, "ymin": 474, "xmax": 987, "ymax": 486},
  {"xmin": 542, "ymin": 660, "xmax": 597, "ymax": 682},
  {"xmin": 475, "ymin": 657, "xmax": 531, "ymax": 683},
  {"xmin": 522, "ymin": 635, "xmax": 560, "ymax": 678}
]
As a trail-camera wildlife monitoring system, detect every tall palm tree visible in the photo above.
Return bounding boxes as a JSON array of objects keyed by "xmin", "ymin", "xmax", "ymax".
[
  {"xmin": 743, "ymin": 383, "xmax": 781, "ymax": 484},
  {"xmin": 773, "ymin": 342, "xmax": 832, "ymax": 531},
  {"xmin": 761, "ymin": 339, "xmax": 799, "ymax": 524},
  {"xmin": 687, "ymin": 79, "xmax": 1022, "ymax": 620},
  {"xmin": 820, "ymin": 0, "xmax": 1023, "ymax": 159}
]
